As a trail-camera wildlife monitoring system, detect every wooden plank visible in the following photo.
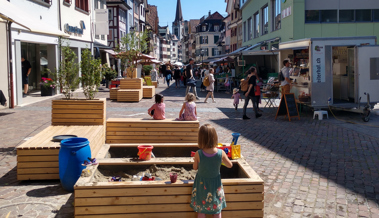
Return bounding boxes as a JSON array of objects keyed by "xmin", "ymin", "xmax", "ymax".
[
  {"xmin": 17, "ymin": 168, "xmax": 59, "ymax": 174},
  {"xmin": 75, "ymin": 210, "xmax": 263, "ymax": 218},
  {"xmin": 17, "ymin": 126, "xmax": 57, "ymax": 149},
  {"xmin": 52, "ymin": 105, "xmax": 104, "ymax": 109},
  {"xmin": 52, "ymin": 99, "xmax": 105, "ymax": 104},
  {"xmin": 97, "ymin": 157, "xmax": 195, "ymax": 165},
  {"xmin": 18, "ymin": 162, "xmax": 59, "ymax": 168},
  {"xmin": 74, "ymin": 193, "xmax": 263, "ymax": 206},
  {"xmin": 106, "ymin": 127, "xmax": 198, "ymax": 132},
  {"xmin": 75, "ymin": 185, "xmax": 263, "ymax": 197},
  {"xmin": 75, "ymin": 202, "xmax": 262, "ymax": 215},
  {"xmin": 52, "ymin": 114, "xmax": 103, "ymax": 119},
  {"xmin": 52, "ymin": 110, "xmax": 103, "ymax": 114},
  {"xmin": 17, "ymin": 149, "xmax": 59, "ymax": 156},
  {"xmin": 106, "ymin": 123, "xmax": 199, "ymax": 128},
  {"xmin": 95, "ymin": 144, "xmax": 110, "ymax": 159},
  {"xmin": 108, "ymin": 143, "xmax": 198, "ymax": 147},
  {"xmin": 106, "ymin": 140, "xmax": 197, "ymax": 144},
  {"xmin": 237, "ymin": 159, "xmax": 264, "ymax": 183},
  {"xmin": 17, "ymin": 156, "xmax": 58, "ymax": 162},
  {"xmin": 17, "ymin": 174, "xmax": 59, "ymax": 180},
  {"xmin": 107, "ymin": 118, "xmax": 199, "ymax": 124},
  {"xmin": 106, "ymin": 135, "xmax": 197, "ymax": 140},
  {"xmin": 52, "ymin": 118, "xmax": 104, "ymax": 123},
  {"xmin": 107, "ymin": 132, "xmax": 198, "ymax": 136}
]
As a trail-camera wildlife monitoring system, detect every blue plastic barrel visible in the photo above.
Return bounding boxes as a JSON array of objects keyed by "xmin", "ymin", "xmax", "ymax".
[{"xmin": 59, "ymin": 137, "xmax": 91, "ymax": 192}]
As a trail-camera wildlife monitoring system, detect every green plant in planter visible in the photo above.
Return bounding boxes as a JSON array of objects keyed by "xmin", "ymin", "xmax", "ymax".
[
  {"xmin": 102, "ymin": 64, "xmax": 117, "ymax": 82},
  {"xmin": 80, "ymin": 48, "xmax": 102, "ymax": 100},
  {"xmin": 115, "ymin": 30, "xmax": 148, "ymax": 78},
  {"xmin": 50, "ymin": 41, "xmax": 80, "ymax": 99},
  {"xmin": 143, "ymin": 65, "xmax": 153, "ymax": 76}
]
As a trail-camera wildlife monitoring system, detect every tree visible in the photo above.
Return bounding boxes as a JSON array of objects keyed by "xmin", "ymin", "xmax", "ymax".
[
  {"xmin": 115, "ymin": 30, "xmax": 148, "ymax": 78},
  {"xmin": 80, "ymin": 48, "xmax": 102, "ymax": 100}
]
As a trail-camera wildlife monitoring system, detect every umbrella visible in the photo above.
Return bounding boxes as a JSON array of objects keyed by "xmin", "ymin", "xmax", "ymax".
[{"xmin": 173, "ymin": 62, "xmax": 183, "ymax": 66}]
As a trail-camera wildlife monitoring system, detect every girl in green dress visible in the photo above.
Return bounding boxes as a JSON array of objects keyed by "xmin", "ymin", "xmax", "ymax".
[{"xmin": 191, "ymin": 124, "xmax": 233, "ymax": 217}]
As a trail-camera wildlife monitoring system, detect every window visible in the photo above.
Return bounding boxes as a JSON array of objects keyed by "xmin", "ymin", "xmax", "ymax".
[
  {"xmin": 339, "ymin": 10, "xmax": 354, "ymax": 22},
  {"xmin": 201, "ymin": 36, "xmax": 208, "ymax": 44},
  {"xmin": 100, "ymin": 0, "xmax": 105, "ymax": 9},
  {"xmin": 214, "ymin": 35, "xmax": 219, "ymax": 43},
  {"xmin": 247, "ymin": 17, "xmax": 252, "ymax": 40},
  {"xmin": 108, "ymin": 9, "xmax": 113, "ymax": 20},
  {"xmin": 76, "ymin": 0, "xmax": 89, "ymax": 12},
  {"xmin": 272, "ymin": 0, "xmax": 281, "ymax": 31},
  {"xmin": 374, "ymin": 10, "xmax": 379, "ymax": 21},
  {"xmin": 305, "ymin": 10, "xmax": 320, "ymax": 23},
  {"xmin": 370, "ymin": 58, "xmax": 379, "ymax": 80},
  {"xmin": 94, "ymin": 0, "xmax": 99, "ymax": 9},
  {"xmin": 108, "ymin": 29, "xmax": 113, "ymax": 40},
  {"xmin": 64, "ymin": 0, "xmax": 71, "ymax": 5},
  {"xmin": 262, "ymin": 5, "xmax": 268, "ymax": 35},
  {"xmin": 231, "ymin": 12, "xmax": 234, "ymax": 20},
  {"xmin": 356, "ymin": 10, "xmax": 371, "ymax": 22},
  {"xmin": 214, "ymin": 25, "xmax": 219, "ymax": 31},
  {"xmin": 202, "ymin": 26, "xmax": 207, "ymax": 31},
  {"xmin": 243, "ymin": 21, "xmax": 246, "ymax": 42},
  {"xmin": 254, "ymin": 13, "xmax": 259, "ymax": 38},
  {"xmin": 235, "ymin": 11, "xmax": 237, "ymax": 19},
  {"xmin": 174, "ymin": 28, "xmax": 178, "ymax": 37},
  {"xmin": 173, "ymin": 48, "xmax": 175, "ymax": 51},
  {"xmin": 321, "ymin": 10, "xmax": 337, "ymax": 23}
]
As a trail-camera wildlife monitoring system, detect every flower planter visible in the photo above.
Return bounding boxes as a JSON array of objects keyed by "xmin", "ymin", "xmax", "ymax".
[{"xmin": 40, "ymin": 85, "xmax": 55, "ymax": 96}]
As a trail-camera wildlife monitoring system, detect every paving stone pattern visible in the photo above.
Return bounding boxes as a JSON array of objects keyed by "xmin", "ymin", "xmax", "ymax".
[{"xmin": 1, "ymin": 79, "xmax": 379, "ymax": 218}]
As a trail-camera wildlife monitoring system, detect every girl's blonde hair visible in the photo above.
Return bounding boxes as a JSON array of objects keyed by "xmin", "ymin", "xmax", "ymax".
[
  {"xmin": 198, "ymin": 124, "xmax": 218, "ymax": 149},
  {"xmin": 167, "ymin": 66, "xmax": 171, "ymax": 70},
  {"xmin": 185, "ymin": 93, "xmax": 196, "ymax": 102}
]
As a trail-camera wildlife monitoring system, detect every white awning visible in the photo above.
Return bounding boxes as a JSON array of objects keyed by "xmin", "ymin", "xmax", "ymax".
[
  {"xmin": 104, "ymin": 49, "xmax": 117, "ymax": 56},
  {"xmin": 0, "ymin": 1, "xmax": 69, "ymax": 37}
]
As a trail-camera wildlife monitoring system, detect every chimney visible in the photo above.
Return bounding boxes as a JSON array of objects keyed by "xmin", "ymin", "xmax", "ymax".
[{"xmin": 208, "ymin": 10, "xmax": 211, "ymax": 17}]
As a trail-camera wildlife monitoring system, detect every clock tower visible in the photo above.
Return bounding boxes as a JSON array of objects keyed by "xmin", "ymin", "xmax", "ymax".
[{"xmin": 172, "ymin": 0, "xmax": 184, "ymax": 41}]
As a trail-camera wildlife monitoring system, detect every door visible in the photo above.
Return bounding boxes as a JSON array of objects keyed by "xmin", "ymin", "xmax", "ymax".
[{"xmin": 355, "ymin": 46, "xmax": 379, "ymax": 103}]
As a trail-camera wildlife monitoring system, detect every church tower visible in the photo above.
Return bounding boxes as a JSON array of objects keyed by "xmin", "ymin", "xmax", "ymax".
[{"xmin": 172, "ymin": 0, "xmax": 184, "ymax": 41}]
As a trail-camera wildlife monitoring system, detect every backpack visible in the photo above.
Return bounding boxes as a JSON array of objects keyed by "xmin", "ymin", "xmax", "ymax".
[
  {"xmin": 203, "ymin": 75, "xmax": 210, "ymax": 87},
  {"xmin": 240, "ymin": 78, "xmax": 249, "ymax": 92}
]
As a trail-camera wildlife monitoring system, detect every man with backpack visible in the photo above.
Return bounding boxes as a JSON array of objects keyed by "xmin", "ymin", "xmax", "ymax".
[
  {"xmin": 185, "ymin": 58, "xmax": 200, "ymax": 100},
  {"xmin": 280, "ymin": 60, "xmax": 292, "ymax": 95},
  {"xmin": 242, "ymin": 67, "xmax": 262, "ymax": 120}
]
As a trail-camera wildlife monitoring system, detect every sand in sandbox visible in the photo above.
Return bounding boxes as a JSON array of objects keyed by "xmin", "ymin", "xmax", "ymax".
[{"xmin": 94, "ymin": 164, "xmax": 197, "ymax": 182}]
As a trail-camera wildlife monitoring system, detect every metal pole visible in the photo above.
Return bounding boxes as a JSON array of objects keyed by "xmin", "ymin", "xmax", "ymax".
[{"xmin": 7, "ymin": 21, "xmax": 14, "ymax": 108}]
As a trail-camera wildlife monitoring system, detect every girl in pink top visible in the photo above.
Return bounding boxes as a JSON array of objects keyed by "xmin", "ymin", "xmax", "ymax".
[
  {"xmin": 231, "ymin": 88, "xmax": 242, "ymax": 110},
  {"xmin": 176, "ymin": 93, "xmax": 197, "ymax": 121},
  {"xmin": 148, "ymin": 94, "xmax": 165, "ymax": 120}
]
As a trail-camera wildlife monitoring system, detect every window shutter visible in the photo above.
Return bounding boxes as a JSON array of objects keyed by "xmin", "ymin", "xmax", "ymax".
[
  {"xmin": 200, "ymin": 36, "xmax": 203, "ymax": 44},
  {"xmin": 214, "ymin": 35, "xmax": 219, "ymax": 43},
  {"xmin": 212, "ymin": 48, "xmax": 215, "ymax": 56}
]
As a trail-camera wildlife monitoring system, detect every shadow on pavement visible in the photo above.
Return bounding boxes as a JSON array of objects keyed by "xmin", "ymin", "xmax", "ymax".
[
  {"xmin": 54, "ymin": 193, "xmax": 74, "ymax": 218},
  {"xmin": 210, "ymin": 110, "xmax": 379, "ymax": 205},
  {"xmin": 26, "ymin": 183, "xmax": 69, "ymax": 197},
  {"xmin": 0, "ymin": 112, "xmax": 15, "ymax": 117}
]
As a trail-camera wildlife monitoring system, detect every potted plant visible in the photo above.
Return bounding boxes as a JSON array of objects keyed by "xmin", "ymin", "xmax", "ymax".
[
  {"xmin": 143, "ymin": 65, "xmax": 153, "ymax": 76},
  {"xmin": 40, "ymin": 77, "xmax": 56, "ymax": 96},
  {"xmin": 80, "ymin": 48, "xmax": 102, "ymax": 100},
  {"xmin": 102, "ymin": 64, "xmax": 117, "ymax": 88},
  {"xmin": 115, "ymin": 30, "xmax": 148, "ymax": 79}
]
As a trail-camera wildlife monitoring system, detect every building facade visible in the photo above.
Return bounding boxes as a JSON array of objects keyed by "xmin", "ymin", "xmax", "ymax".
[
  {"xmin": 227, "ymin": 0, "xmax": 243, "ymax": 52},
  {"xmin": 195, "ymin": 12, "xmax": 224, "ymax": 62},
  {"xmin": 106, "ymin": 0, "xmax": 132, "ymax": 48}
]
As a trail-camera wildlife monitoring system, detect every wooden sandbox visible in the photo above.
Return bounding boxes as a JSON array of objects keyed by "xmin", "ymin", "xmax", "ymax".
[{"xmin": 74, "ymin": 158, "xmax": 264, "ymax": 218}]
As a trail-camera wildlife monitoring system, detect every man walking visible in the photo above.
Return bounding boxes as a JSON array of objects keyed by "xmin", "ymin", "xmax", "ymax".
[
  {"xmin": 280, "ymin": 60, "xmax": 291, "ymax": 95},
  {"xmin": 242, "ymin": 67, "xmax": 262, "ymax": 120},
  {"xmin": 185, "ymin": 58, "xmax": 200, "ymax": 100},
  {"xmin": 22, "ymin": 56, "xmax": 31, "ymax": 98}
]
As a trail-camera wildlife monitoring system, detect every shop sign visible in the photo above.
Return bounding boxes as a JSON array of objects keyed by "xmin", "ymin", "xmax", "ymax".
[
  {"xmin": 282, "ymin": 6, "xmax": 291, "ymax": 19},
  {"xmin": 64, "ymin": 21, "xmax": 86, "ymax": 35},
  {"xmin": 312, "ymin": 43, "xmax": 325, "ymax": 83}
]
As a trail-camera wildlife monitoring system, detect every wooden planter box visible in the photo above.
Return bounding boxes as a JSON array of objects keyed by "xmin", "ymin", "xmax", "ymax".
[
  {"xmin": 16, "ymin": 125, "xmax": 105, "ymax": 180},
  {"xmin": 74, "ymin": 159, "xmax": 264, "ymax": 217},
  {"xmin": 126, "ymin": 68, "xmax": 138, "ymax": 79},
  {"xmin": 120, "ymin": 78, "xmax": 143, "ymax": 89},
  {"xmin": 142, "ymin": 86, "xmax": 155, "ymax": 98},
  {"xmin": 110, "ymin": 88, "xmax": 119, "ymax": 100},
  {"xmin": 117, "ymin": 89, "xmax": 142, "ymax": 102},
  {"xmin": 52, "ymin": 98, "xmax": 106, "ymax": 126},
  {"xmin": 152, "ymin": 81, "xmax": 158, "ymax": 88}
]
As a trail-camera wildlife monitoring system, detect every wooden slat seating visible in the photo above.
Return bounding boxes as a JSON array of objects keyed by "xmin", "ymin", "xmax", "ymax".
[
  {"xmin": 110, "ymin": 88, "xmax": 119, "ymax": 100},
  {"xmin": 74, "ymin": 159, "xmax": 264, "ymax": 217},
  {"xmin": 142, "ymin": 86, "xmax": 155, "ymax": 98},
  {"xmin": 16, "ymin": 98, "xmax": 106, "ymax": 181},
  {"xmin": 117, "ymin": 78, "xmax": 143, "ymax": 102},
  {"xmin": 106, "ymin": 118, "xmax": 199, "ymax": 144},
  {"xmin": 17, "ymin": 125, "xmax": 105, "ymax": 180}
]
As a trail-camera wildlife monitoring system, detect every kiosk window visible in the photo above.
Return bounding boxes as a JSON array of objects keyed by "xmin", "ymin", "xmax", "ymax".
[
  {"xmin": 374, "ymin": 10, "xmax": 379, "ymax": 21},
  {"xmin": 305, "ymin": 10, "xmax": 320, "ymax": 23},
  {"xmin": 356, "ymin": 10, "xmax": 371, "ymax": 22},
  {"xmin": 370, "ymin": 58, "xmax": 379, "ymax": 80},
  {"xmin": 339, "ymin": 10, "xmax": 354, "ymax": 22},
  {"xmin": 321, "ymin": 10, "xmax": 337, "ymax": 23}
]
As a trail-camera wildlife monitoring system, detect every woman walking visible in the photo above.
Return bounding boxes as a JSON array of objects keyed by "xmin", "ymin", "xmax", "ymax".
[
  {"xmin": 165, "ymin": 66, "xmax": 173, "ymax": 88},
  {"xmin": 174, "ymin": 66, "xmax": 181, "ymax": 88},
  {"xmin": 204, "ymin": 68, "xmax": 216, "ymax": 103}
]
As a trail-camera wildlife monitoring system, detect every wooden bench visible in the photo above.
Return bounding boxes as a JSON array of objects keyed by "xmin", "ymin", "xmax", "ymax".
[
  {"xmin": 17, "ymin": 125, "xmax": 104, "ymax": 180},
  {"xmin": 106, "ymin": 118, "xmax": 199, "ymax": 144},
  {"xmin": 142, "ymin": 86, "xmax": 155, "ymax": 98},
  {"xmin": 110, "ymin": 88, "xmax": 119, "ymax": 100},
  {"xmin": 16, "ymin": 98, "xmax": 106, "ymax": 181},
  {"xmin": 117, "ymin": 89, "xmax": 143, "ymax": 102}
]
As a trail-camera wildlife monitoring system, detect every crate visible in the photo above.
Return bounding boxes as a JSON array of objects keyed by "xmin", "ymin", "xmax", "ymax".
[
  {"xmin": 119, "ymin": 78, "xmax": 143, "ymax": 89},
  {"xmin": 143, "ymin": 86, "xmax": 155, "ymax": 99}
]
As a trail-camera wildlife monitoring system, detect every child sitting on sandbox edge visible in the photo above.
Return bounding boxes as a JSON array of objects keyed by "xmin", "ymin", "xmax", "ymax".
[
  {"xmin": 176, "ymin": 93, "xmax": 197, "ymax": 121},
  {"xmin": 148, "ymin": 94, "xmax": 165, "ymax": 120}
]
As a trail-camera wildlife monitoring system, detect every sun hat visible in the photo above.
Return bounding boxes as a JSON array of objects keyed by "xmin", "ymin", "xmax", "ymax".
[{"xmin": 233, "ymin": 88, "xmax": 239, "ymax": 94}]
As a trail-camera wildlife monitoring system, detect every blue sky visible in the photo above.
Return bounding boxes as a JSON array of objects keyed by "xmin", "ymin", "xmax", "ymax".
[{"xmin": 148, "ymin": 0, "xmax": 227, "ymax": 31}]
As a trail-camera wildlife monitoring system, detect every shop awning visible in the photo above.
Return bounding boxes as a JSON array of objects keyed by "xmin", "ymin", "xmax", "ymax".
[
  {"xmin": 279, "ymin": 39, "xmax": 311, "ymax": 50},
  {"xmin": 0, "ymin": 1, "xmax": 69, "ymax": 37},
  {"xmin": 104, "ymin": 49, "xmax": 117, "ymax": 56},
  {"xmin": 242, "ymin": 50, "xmax": 279, "ymax": 56}
]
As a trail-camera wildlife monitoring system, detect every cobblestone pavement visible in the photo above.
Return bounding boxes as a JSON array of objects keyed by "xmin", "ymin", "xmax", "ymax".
[{"xmin": 1, "ymin": 78, "xmax": 379, "ymax": 218}]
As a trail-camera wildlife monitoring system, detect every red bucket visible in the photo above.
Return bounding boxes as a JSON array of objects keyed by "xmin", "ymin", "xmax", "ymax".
[{"xmin": 137, "ymin": 145, "xmax": 154, "ymax": 160}]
